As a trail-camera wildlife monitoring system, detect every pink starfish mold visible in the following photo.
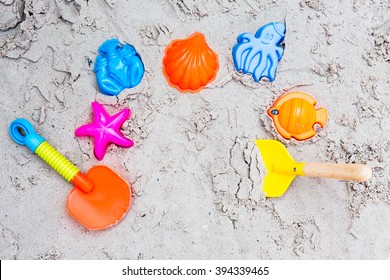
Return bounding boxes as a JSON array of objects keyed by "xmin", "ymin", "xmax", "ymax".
[{"xmin": 75, "ymin": 102, "xmax": 134, "ymax": 160}]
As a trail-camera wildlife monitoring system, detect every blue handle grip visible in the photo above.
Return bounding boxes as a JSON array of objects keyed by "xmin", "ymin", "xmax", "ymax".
[{"xmin": 9, "ymin": 119, "xmax": 45, "ymax": 153}]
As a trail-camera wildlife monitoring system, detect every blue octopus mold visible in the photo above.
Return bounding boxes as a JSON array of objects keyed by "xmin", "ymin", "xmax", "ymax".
[
  {"xmin": 94, "ymin": 38, "xmax": 145, "ymax": 96},
  {"xmin": 232, "ymin": 22, "xmax": 286, "ymax": 82}
]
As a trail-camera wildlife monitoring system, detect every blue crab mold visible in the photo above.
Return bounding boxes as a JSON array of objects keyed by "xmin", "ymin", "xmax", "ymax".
[
  {"xmin": 94, "ymin": 38, "xmax": 145, "ymax": 96},
  {"xmin": 232, "ymin": 22, "xmax": 286, "ymax": 82}
]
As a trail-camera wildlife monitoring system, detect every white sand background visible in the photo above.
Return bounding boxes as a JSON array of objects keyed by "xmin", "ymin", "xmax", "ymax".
[{"xmin": 0, "ymin": 0, "xmax": 389, "ymax": 259}]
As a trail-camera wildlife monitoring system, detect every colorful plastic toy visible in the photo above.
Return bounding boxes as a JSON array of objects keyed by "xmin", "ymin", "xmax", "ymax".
[
  {"xmin": 255, "ymin": 140, "xmax": 372, "ymax": 197},
  {"xmin": 9, "ymin": 119, "xmax": 131, "ymax": 230},
  {"xmin": 267, "ymin": 92, "xmax": 328, "ymax": 141},
  {"xmin": 232, "ymin": 22, "xmax": 286, "ymax": 82},
  {"xmin": 75, "ymin": 102, "xmax": 134, "ymax": 160},
  {"xmin": 162, "ymin": 32, "xmax": 219, "ymax": 93},
  {"xmin": 94, "ymin": 38, "xmax": 144, "ymax": 96}
]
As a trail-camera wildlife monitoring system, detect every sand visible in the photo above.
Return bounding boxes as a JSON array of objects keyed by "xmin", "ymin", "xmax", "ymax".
[{"xmin": 0, "ymin": 0, "xmax": 389, "ymax": 259}]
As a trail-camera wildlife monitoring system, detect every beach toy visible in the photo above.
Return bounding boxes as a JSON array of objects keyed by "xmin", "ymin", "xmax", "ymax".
[
  {"xmin": 162, "ymin": 32, "xmax": 219, "ymax": 93},
  {"xmin": 232, "ymin": 22, "xmax": 286, "ymax": 82},
  {"xmin": 255, "ymin": 140, "xmax": 372, "ymax": 198},
  {"xmin": 94, "ymin": 38, "xmax": 144, "ymax": 96},
  {"xmin": 75, "ymin": 102, "xmax": 134, "ymax": 160},
  {"xmin": 9, "ymin": 119, "xmax": 131, "ymax": 230},
  {"xmin": 268, "ymin": 92, "xmax": 328, "ymax": 141}
]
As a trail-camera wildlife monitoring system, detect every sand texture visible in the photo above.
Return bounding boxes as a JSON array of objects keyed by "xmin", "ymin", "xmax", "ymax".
[{"xmin": 0, "ymin": 0, "xmax": 389, "ymax": 259}]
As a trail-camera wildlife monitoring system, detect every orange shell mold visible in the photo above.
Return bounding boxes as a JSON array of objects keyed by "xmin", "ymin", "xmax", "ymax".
[
  {"xmin": 267, "ymin": 92, "xmax": 328, "ymax": 141},
  {"xmin": 162, "ymin": 32, "xmax": 219, "ymax": 93}
]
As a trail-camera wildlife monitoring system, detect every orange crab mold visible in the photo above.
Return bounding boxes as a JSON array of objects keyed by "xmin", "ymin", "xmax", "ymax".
[{"xmin": 162, "ymin": 32, "xmax": 219, "ymax": 93}]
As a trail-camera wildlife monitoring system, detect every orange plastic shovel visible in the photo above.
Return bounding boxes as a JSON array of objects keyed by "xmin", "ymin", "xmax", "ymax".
[
  {"xmin": 255, "ymin": 140, "xmax": 372, "ymax": 198},
  {"xmin": 9, "ymin": 119, "xmax": 130, "ymax": 230}
]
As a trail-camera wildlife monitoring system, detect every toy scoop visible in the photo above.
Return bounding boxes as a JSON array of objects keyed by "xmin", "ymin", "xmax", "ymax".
[
  {"xmin": 9, "ymin": 119, "xmax": 131, "ymax": 230},
  {"xmin": 255, "ymin": 140, "xmax": 372, "ymax": 198}
]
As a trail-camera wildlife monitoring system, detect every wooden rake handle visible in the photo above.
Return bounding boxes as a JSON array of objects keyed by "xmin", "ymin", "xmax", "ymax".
[{"xmin": 303, "ymin": 163, "xmax": 372, "ymax": 182}]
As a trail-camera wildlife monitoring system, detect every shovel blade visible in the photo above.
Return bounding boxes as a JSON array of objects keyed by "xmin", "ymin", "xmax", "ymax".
[
  {"xmin": 255, "ymin": 140, "xmax": 299, "ymax": 198},
  {"xmin": 67, "ymin": 165, "xmax": 131, "ymax": 230}
]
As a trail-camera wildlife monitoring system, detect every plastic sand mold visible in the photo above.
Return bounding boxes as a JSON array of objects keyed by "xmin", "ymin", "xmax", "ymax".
[
  {"xmin": 268, "ymin": 91, "xmax": 328, "ymax": 141},
  {"xmin": 255, "ymin": 140, "xmax": 372, "ymax": 198},
  {"xmin": 94, "ymin": 38, "xmax": 144, "ymax": 96},
  {"xmin": 232, "ymin": 22, "xmax": 286, "ymax": 82},
  {"xmin": 75, "ymin": 102, "xmax": 134, "ymax": 160},
  {"xmin": 162, "ymin": 32, "xmax": 219, "ymax": 93},
  {"xmin": 9, "ymin": 119, "xmax": 131, "ymax": 230}
]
